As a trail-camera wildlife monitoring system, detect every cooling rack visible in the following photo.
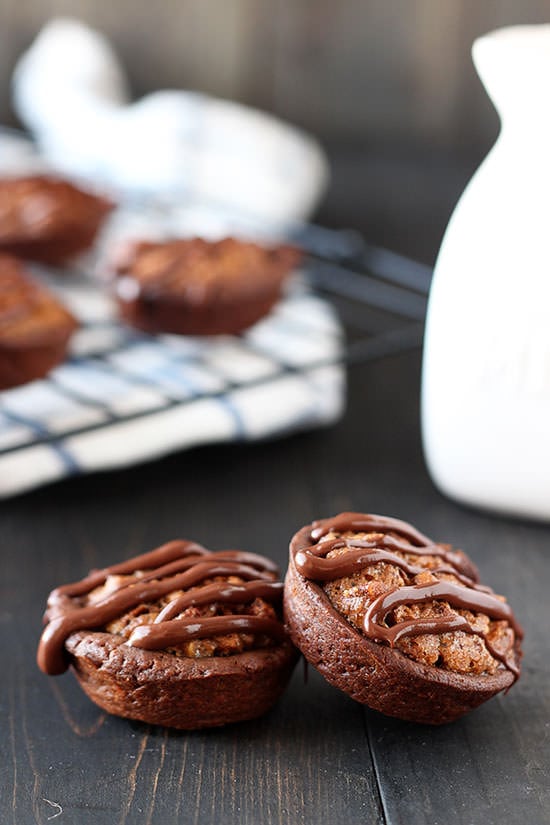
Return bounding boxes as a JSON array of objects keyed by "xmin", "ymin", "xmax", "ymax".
[{"xmin": 0, "ymin": 134, "xmax": 432, "ymax": 496}]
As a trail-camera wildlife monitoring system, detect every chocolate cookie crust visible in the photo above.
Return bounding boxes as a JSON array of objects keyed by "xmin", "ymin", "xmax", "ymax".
[
  {"xmin": 38, "ymin": 540, "xmax": 297, "ymax": 729},
  {"xmin": 0, "ymin": 254, "xmax": 78, "ymax": 389},
  {"xmin": 64, "ymin": 632, "xmax": 295, "ymax": 730},
  {"xmin": 114, "ymin": 237, "xmax": 300, "ymax": 336},
  {"xmin": 284, "ymin": 513, "xmax": 523, "ymax": 725}
]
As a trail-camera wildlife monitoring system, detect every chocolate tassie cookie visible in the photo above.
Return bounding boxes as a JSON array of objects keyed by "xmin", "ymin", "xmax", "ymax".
[
  {"xmin": 113, "ymin": 237, "xmax": 300, "ymax": 336},
  {"xmin": 284, "ymin": 513, "xmax": 523, "ymax": 725},
  {"xmin": 38, "ymin": 540, "xmax": 297, "ymax": 729},
  {"xmin": 0, "ymin": 255, "xmax": 78, "ymax": 389},
  {"xmin": 0, "ymin": 175, "xmax": 113, "ymax": 265}
]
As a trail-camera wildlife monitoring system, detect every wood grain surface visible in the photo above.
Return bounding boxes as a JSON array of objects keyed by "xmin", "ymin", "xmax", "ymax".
[
  {"xmin": 2, "ymin": 0, "xmax": 550, "ymax": 148},
  {"xmin": 2, "ymin": 349, "xmax": 549, "ymax": 825}
]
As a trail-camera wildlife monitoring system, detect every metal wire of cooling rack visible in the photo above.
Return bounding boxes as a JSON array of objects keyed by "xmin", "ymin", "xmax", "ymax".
[
  {"xmin": 300, "ymin": 230, "xmax": 431, "ymax": 366},
  {"xmin": 0, "ymin": 229, "xmax": 433, "ymax": 496},
  {"xmin": 0, "ymin": 230, "xmax": 431, "ymax": 457}
]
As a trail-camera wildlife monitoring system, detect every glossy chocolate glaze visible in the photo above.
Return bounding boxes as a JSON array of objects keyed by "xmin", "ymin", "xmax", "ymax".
[
  {"xmin": 38, "ymin": 540, "xmax": 285, "ymax": 676},
  {"xmin": 295, "ymin": 513, "xmax": 523, "ymax": 679}
]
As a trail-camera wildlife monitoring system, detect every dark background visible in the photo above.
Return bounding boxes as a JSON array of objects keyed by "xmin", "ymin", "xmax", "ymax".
[{"xmin": 2, "ymin": 0, "xmax": 550, "ymax": 262}]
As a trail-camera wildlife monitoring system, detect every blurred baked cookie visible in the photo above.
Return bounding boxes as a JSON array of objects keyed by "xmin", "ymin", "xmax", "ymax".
[
  {"xmin": 0, "ymin": 254, "xmax": 77, "ymax": 389},
  {"xmin": 0, "ymin": 175, "xmax": 113, "ymax": 265},
  {"xmin": 114, "ymin": 237, "xmax": 300, "ymax": 335},
  {"xmin": 284, "ymin": 512, "xmax": 523, "ymax": 725},
  {"xmin": 38, "ymin": 539, "xmax": 297, "ymax": 729}
]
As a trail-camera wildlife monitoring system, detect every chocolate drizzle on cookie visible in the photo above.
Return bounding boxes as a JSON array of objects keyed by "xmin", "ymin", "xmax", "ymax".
[
  {"xmin": 295, "ymin": 513, "xmax": 523, "ymax": 680},
  {"xmin": 38, "ymin": 540, "xmax": 287, "ymax": 676}
]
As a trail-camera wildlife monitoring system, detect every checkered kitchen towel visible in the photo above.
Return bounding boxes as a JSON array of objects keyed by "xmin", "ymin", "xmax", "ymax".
[{"xmin": 0, "ymin": 167, "xmax": 345, "ymax": 498}]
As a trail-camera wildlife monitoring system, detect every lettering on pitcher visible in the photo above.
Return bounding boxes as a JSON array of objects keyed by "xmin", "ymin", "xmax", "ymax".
[{"xmin": 470, "ymin": 328, "xmax": 550, "ymax": 399}]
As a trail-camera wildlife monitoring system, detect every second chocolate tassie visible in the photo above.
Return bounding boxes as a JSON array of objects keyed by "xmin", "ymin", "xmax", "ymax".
[
  {"xmin": 113, "ymin": 237, "xmax": 300, "ymax": 336},
  {"xmin": 37, "ymin": 540, "xmax": 297, "ymax": 729},
  {"xmin": 284, "ymin": 512, "xmax": 523, "ymax": 725}
]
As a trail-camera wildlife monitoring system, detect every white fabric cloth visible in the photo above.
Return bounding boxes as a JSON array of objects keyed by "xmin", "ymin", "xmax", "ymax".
[{"xmin": 12, "ymin": 18, "xmax": 329, "ymax": 223}]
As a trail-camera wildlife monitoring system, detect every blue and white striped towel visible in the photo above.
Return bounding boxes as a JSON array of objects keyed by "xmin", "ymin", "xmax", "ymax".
[{"xmin": 0, "ymin": 199, "xmax": 345, "ymax": 498}]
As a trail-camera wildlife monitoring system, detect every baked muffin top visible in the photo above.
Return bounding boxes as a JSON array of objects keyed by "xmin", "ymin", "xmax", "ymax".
[
  {"xmin": 0, "ymin": 175, "xmax": 112, "ymax": 245},
  {"xmin": 114, "ymin": 237, "xmax": 300, "ymax": 306}
]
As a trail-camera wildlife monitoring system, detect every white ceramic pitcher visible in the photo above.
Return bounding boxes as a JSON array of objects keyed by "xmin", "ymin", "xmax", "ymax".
[{"xmin": 421, "ymin": 25, "xmax": 550, "ymax": 521}]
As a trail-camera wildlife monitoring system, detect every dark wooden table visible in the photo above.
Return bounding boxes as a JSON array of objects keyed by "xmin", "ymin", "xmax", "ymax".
[{"xmin": 3, "ymin": 332, "xmax": 549, "ymax": 824}]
